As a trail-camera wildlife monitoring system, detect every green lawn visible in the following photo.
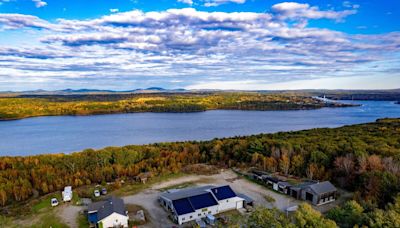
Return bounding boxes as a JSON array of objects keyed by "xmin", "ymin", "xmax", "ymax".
[
  {"xmin": 31, "ymin": 193, "xmax": 62, "ymax": 213},
  {"xmin": 77, "ymin": 213, "xmax": 90, "ymax": 228}
]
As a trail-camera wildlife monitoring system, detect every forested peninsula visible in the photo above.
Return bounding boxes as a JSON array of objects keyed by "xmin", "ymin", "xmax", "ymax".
[
  {"xmin": 0, "ymin": 118, "xmax": 399, "ymax": 213},
  {"xmin": 0, "ymin": 92, "xmax": 352, "ymax": 120}
]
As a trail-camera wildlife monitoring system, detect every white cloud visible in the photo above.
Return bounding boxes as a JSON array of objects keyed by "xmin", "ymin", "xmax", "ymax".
[
  {"xmin": 272, "ymin": 2, "xmax": 356, "ymax": 22},
  {"xmin": 0, "ymin": 5, "xmax": 399, "ymax": 90},
  {"xmin": 32, "ymin": 0, "xmax": 47, "ymax": 8},
  {"xmin": 178, "ymin": 0, "xmax": 193, "ymax": 5},
  {"xmin": 204, "ymin": 0, "xmax": 246, "ymax": 7},
  {"xmin": 110, "ymin": 9, "xmax": 119, "ymax": 13}
]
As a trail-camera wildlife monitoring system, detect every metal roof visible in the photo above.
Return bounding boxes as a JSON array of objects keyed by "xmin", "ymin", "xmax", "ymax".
[
  {"xmin": 308, "ymin": 181, "xmax": 337, "ymax": 195},
  {"xmin": 237, "ymin": 193, "xmax": 254, "ymax": 203},
  {"xmin": 160, "ymin": 185, "xmax": 215, "ymax": 201},
  {"xmin": 277, "ymin": 181, "xmax": 292, "ymax": 187}
]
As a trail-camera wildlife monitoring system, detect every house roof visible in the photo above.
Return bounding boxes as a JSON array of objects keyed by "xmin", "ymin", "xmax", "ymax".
[
  {"xmin": 87, "ymin": 196, "xmax": 126, "ymax": 222},
  {"xmin": 308, "ymin": 181, "xmax": 337, "ymax": 195},
  {"xmin": 291, "ymin": 181, "xmax": 317, "ymax": 191},
  {"xmin": 210, "ymin": 185, "xmax": 237, "ymax": 201},
  {"xmin": 88, "ymin": 201, "xmax": 106, "ymax": 213}
]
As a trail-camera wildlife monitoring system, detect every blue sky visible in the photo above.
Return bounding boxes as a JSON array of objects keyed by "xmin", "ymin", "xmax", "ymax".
[{"xmin": 0, "ymin": 0, "xmax": 399, "ymax": 91}]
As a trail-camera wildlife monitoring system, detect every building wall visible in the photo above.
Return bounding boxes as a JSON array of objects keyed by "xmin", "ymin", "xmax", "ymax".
[
  {"xmin": 98, "ymin": 212, "xmax": 129, "ymax": 228},
  {"xmin": 217, "ymin": 197, "xmax": 244, "ymax": 212},
  {"xmin": 177, "ymin": 205, "xmax": 219, "ymax": 225},
  {"xmin": 159, "ymin": 197, "xmax": 173, "ymax": 212}
]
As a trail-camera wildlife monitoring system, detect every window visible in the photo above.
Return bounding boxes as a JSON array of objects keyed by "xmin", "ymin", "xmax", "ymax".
[
  {"xmin": 182, "ymin": 217, "xmax": 185, "ymax": 221},
  {"xmin": 190, "ymin": 216, "xmax": 193, "ymax": 219},
  {"xmin": 198, "ymin": 213, "xmax": 201, "ymax": 216},
  {"xmin": 226, "ymin": 200, "xmax": 229, "ymax": 202}
]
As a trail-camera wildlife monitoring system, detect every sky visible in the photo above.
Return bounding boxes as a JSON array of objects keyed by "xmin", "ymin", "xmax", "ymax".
[{"xmin": 0, "ymin": 0, "xmax": 399, "ymax": 91}]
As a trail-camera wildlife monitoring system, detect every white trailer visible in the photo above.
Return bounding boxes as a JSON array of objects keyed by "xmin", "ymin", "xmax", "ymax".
[{"xmin": 62, "ymin": 186, "xmax": 73, "ymax": 202}]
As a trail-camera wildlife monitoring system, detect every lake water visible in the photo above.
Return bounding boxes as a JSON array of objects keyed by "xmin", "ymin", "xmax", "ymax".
[{"xmin": 0, "ymin": 100, "xmax": 399, "ymax": 156}]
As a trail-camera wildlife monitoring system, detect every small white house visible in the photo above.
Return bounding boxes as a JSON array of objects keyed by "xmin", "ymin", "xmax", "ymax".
[
  {"xmin": 88, "ymin": 196, "xmax": 129, "ymax": 228},
  {"xmin": 159, "ymin": 185, "xmax": 244, "ymax": 225},
  {"xmin": 62, "ymin": 186, "xmax": 72, "ymax": 202}
]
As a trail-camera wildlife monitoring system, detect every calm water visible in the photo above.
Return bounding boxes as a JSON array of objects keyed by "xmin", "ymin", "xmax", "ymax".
[{"xmin": 0, "ymin": 100, "xmax": 399, "ymax": 156}]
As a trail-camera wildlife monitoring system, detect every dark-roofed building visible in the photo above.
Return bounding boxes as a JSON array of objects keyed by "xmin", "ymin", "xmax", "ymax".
[
  {"xmin": 159, "ymin": 185, "xmax": 244, "ymax": 225},
  {"xmin": 277, "ymin": 181, "xmax": 292, "ymax": 194},
  {"xmin": 301, "ymin": 181, "xmax": 337, "ymax": 205},
  {"xmin": 87, "ymin": 196, "xmax": 128, "ymax": 228}
]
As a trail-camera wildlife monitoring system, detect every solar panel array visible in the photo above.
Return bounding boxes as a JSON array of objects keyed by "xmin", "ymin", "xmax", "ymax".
[{"xmin": 211, "ymin": 185, "xmax": 237, "ymax": 200}]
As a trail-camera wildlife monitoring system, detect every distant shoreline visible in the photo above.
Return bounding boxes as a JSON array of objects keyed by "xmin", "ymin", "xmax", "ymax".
[{"xmin": 0, "ymin": 92, "xmax": 355, "ymax": 121}]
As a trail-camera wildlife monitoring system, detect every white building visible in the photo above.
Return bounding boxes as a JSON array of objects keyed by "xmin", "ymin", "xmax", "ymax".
[
  {"xmin": 88, "ymin": 196, "xmax": 129, "ymax": 228},
  {"xmin": 159, "ymin": 185, "xmax": 244, "ymax": 225},
  {"xmin": 62, "ymin": 186, "xmax": 72, "ymax": 202}
]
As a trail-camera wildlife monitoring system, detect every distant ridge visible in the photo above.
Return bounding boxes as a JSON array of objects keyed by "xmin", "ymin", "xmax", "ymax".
[
  {"xmin": 0, "ymin": 87, "xmax": 189, "ymax": 95},
  {"xmin": 1, "ymin": 88, "xmax": 399, "ymax": 96}
]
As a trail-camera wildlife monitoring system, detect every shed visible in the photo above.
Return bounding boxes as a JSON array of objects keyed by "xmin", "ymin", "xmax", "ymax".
[{"xmin": 237, "ymin": 193, "xmax": 254, "ymax": 207}]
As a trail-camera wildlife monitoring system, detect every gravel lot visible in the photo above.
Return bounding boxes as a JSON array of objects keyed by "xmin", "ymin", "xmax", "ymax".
[
  {"xmin": 58, "ymin": 170, "xmax": 306, "ymax": 228},
  {"xmin": 122, "ymin": 169, "xmax": 302, "ymax": 228}
]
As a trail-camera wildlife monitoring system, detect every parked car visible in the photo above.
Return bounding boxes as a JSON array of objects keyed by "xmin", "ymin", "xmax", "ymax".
[
  {"xmin": 51, "ymin": 198, "xmax": 59, "ymax": 207},
  {"xmin": 94, "ymin": 189, "xmax": 100, "ymax": 197},
  {"xmin": 101, "ymin": 188, "xmax": 107, "ymax": 195}
]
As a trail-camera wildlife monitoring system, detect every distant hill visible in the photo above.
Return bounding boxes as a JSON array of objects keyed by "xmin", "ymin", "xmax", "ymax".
[
  {"xmin": 0, "ymin": 87, "xmax": 188, "ymax": 95},
  {"xmin": 1, "ymin": 88, "xmax": 400, "ymax": 100}
]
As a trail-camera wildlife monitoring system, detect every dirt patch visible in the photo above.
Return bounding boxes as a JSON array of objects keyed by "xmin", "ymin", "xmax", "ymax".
[{"xmin": 57, "ymin": 204, "xmax": 82, "ymax": 228}]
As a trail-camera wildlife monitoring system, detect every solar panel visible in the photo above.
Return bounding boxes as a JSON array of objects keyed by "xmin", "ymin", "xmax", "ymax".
[
  {"xmin": 211, "ymin": 186, "xmax": 237, "ymax": 200},
  {"xmin": 172, "ymin": 198, "xmax": 195, "ymax": 215},
  {"xmin": 189, "ymin": 193, "xmax": 218, "ymax": 209}
]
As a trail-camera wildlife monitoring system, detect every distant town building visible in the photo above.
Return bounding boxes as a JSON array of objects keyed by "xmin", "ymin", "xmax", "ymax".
[{"xmin": 159, "ymin": 185, "xmax": 244, "ymax": 225}]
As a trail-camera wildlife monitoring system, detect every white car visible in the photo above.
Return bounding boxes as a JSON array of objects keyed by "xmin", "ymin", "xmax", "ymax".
[
  {"xmin": 94, "ymin": 189, "xmax": 100, "ymax": 197},
  {"xmin": 51, "ymin": 198, "xmax": 59, "ymax": 207}
]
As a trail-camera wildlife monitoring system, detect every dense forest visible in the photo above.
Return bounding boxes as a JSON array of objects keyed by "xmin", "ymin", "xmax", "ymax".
[
  {"xmin": 319, "ymin": 90, "xmax": 400, "ymax": 101},
  {"xmin": 246, "ymin": 198, "xmax": 400, "ymax": 228},
  {"xmin": 0, "ymin": 92, "xmax": 352, "ymax": 120},
  {"xmin": 0, "ymin": 118, "xmax": 399, "ymax": 213}
]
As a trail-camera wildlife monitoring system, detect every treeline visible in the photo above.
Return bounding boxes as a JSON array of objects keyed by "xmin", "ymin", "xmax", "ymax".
[
  {"xmin": 245, "ymin": 198, "xmax": 400, "ymax": 228},
  {"xmin": 0, "ymin": 119, "xmax": 399, "ymax": 210},
  {"xmin": 0, "ymin": 92, "xmax": 352, "ymax": 120}
]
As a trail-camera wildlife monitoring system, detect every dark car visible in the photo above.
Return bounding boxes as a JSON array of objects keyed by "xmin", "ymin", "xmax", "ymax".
[{"xmin": 101, "ymin": 188, "xmax": 107, "ymax": 195}]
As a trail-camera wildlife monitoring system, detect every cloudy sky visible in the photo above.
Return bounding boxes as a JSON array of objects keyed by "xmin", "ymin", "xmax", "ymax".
[{"xmin": 0, "ymin": 0, "xmax": 399, "ymax": 91}]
